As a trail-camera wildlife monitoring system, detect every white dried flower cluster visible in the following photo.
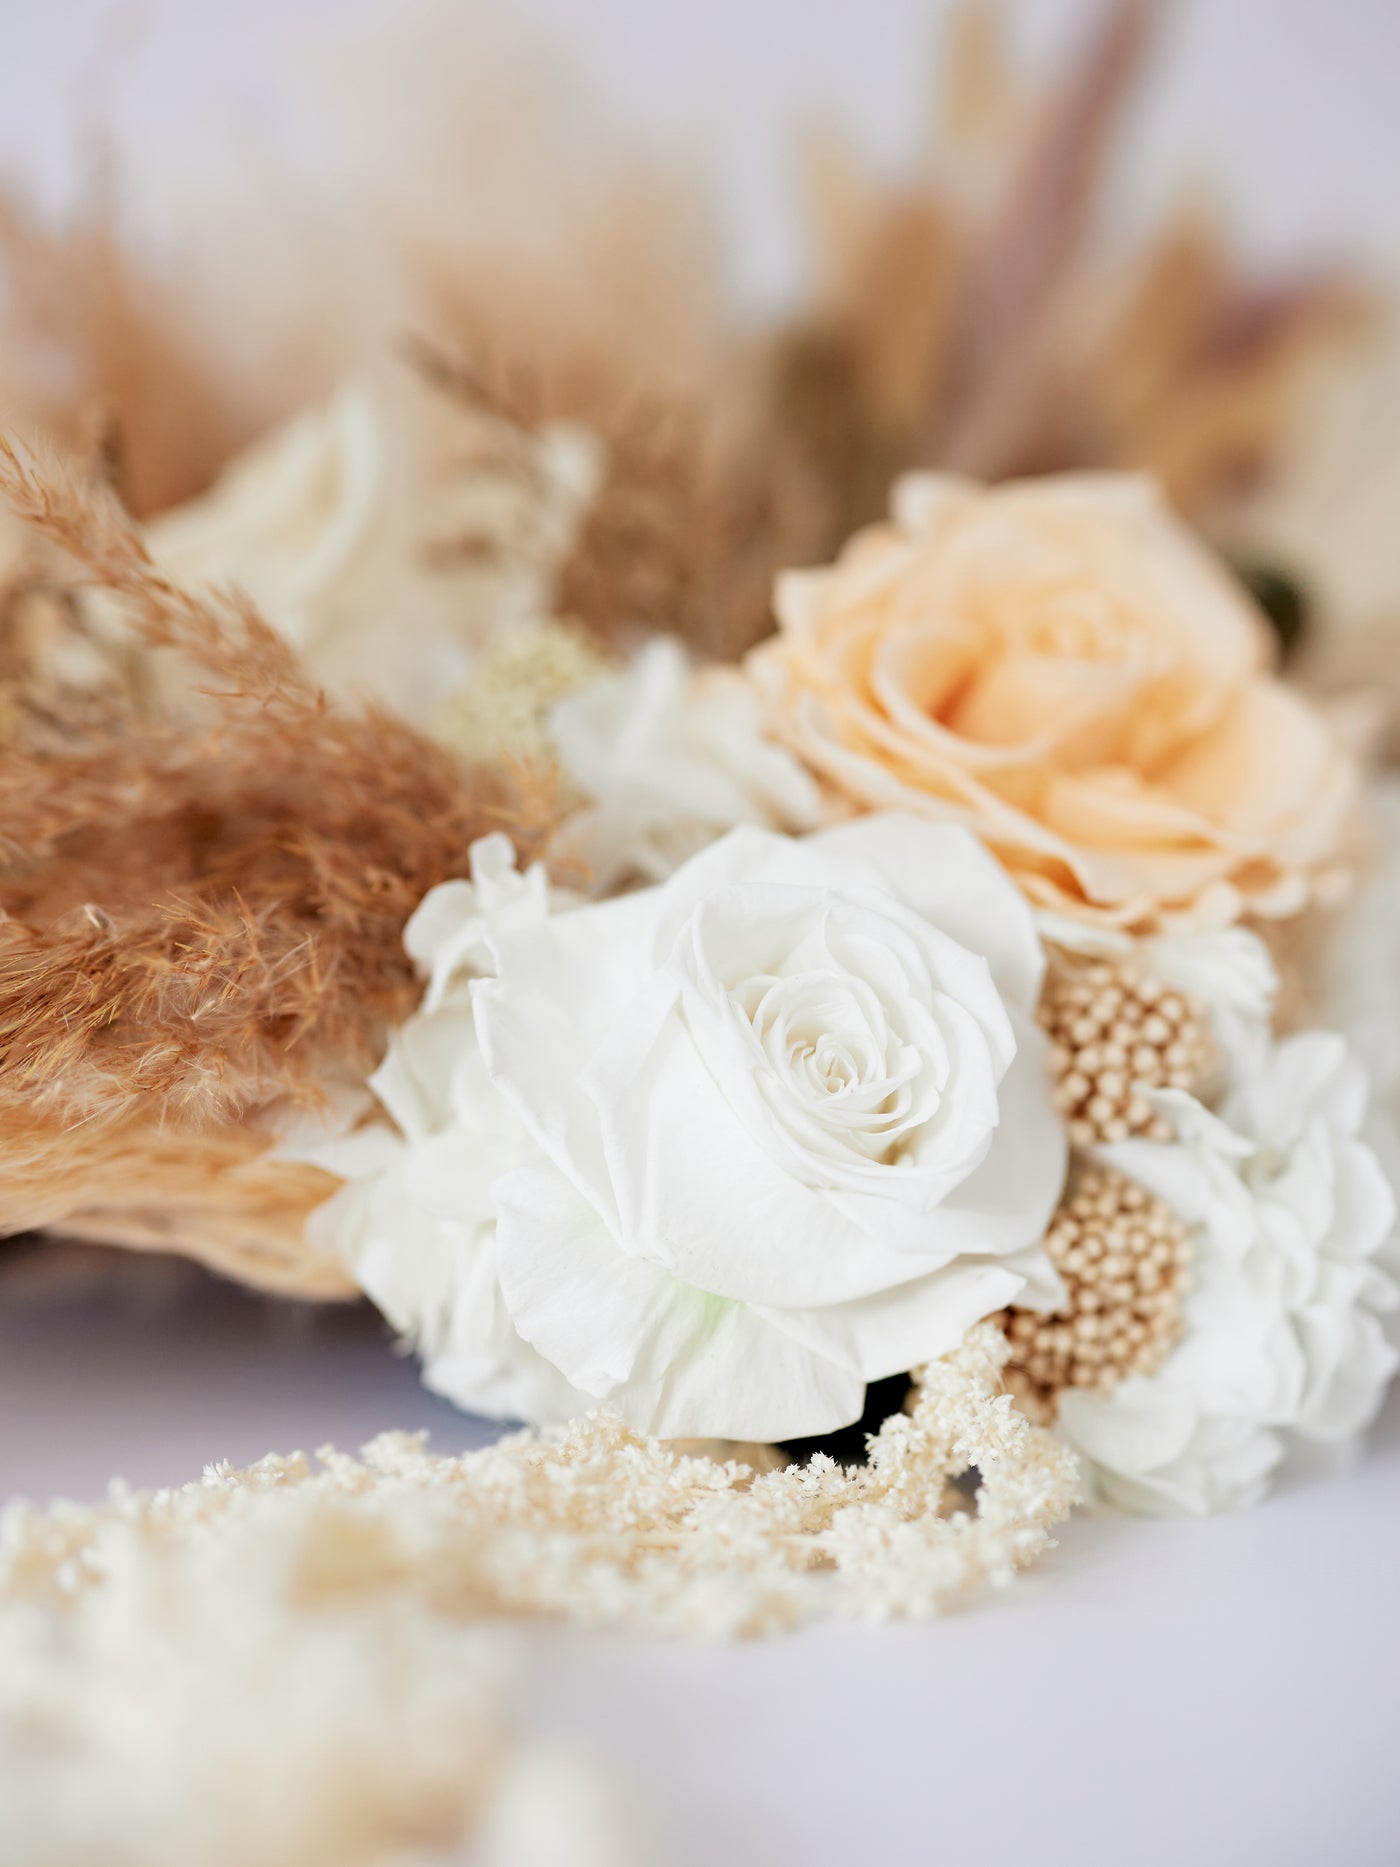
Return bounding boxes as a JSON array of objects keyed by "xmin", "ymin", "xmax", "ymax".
[
  {"xmin": 0, "ymin": 1327, "xmax": 1073, "ymax": 1862},
  {"xmin": 0, "ymin": 1488, "xmax": 645, "ymax": 1867},
  {"xmin": 0, "ymin": 1328, "xmax": 1076, "ymax": 1670}
]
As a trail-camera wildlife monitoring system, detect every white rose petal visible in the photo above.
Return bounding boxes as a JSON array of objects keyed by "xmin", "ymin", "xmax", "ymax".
[{"xmin": 138, "ymin": 385, "xmax": 602, "ymax": 727}]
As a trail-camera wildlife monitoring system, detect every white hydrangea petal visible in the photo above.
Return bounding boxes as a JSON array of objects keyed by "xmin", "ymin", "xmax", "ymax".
[
  {"xmin": 368, "ymin": 1007, "xmax": 477, "ymax": 1141},
  {"xmin": 1059, "ymin": 1377, "xmax": 1285, "ymax": 1516},
  {"xmin": 405, "ymin": 835, "xmax": 558, "ymax": 1013},
  {"xmin": 1291, "ymin": 1305, "xmax": 1399, "ymax": 1440},
  {"xmin": 1228, "ymin": 1029, "xmax": 1368, "ymax": 1146},
  {"xmin": 420, "ymin": 1230, "xmax": 590, "ymax": 1426},
  {"xmin": 1065, "ymin": 1024, "xmax": 1400, "ymax": 1517},
  {"xmin": 1328, "ymin": 1138, "xmax": 1400, "ymax": 1264},
  {"xmin": 550, "ymin": 639, "xmax": 822, "ymax": 890},
  {"xmin": 1057, "ymin": 1379, "xmax": 1202, "ymax": 1476},
  {"xmin": 493, "ymin": 1159, "xmax": 864, "ymax": 1439},
  {"xmin": 306, "ymin": 1151, "xmax": 457, "ymax": 1349},
  {"xmin": 474, "ymin": 887, "xmax": 662, "ymax": 1226}
]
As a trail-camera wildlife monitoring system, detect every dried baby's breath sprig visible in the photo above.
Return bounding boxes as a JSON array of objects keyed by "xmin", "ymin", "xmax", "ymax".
[
  {"xmin": 1039, "ymin": 956, "xmax": 1218, "ymax": 1146},
  {"xmin": 0, "ymin": 1325, "xmax": 1078, "ymax": 1641},
  {"xmin": 431, "ymin": 616, "xmax": 614, "ymax": 773},
  {"xmin": 999, "ymin": 1165, "xmax": 1192, "ymax": 1418}
]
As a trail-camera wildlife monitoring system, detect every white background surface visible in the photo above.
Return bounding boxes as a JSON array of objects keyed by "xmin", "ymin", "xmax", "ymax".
[{"xmin": 3, "ymin": 3, "xmax": 1400, "ymax": 1862}]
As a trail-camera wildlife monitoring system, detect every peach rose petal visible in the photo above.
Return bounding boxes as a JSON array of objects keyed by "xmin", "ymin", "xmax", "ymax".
[{"xmin": 749, "ymin": 473, "xmax": 1359, "ymax": 932}]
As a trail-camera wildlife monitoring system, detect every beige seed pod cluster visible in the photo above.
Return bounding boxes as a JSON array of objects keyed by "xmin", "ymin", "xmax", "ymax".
[
  {"xmin": 1000, "ymin": 1165, "xmax": 1192, "ymax": 1418},
  {"xmin": 1039, "ymin": 958, "xmax": 1218, "ymax": 1147}
]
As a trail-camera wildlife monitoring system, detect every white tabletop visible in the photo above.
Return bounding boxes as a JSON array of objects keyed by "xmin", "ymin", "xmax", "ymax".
[{"xmin": 3, "ymin": 1243, "xmax": 1396, "ymax": 1867}]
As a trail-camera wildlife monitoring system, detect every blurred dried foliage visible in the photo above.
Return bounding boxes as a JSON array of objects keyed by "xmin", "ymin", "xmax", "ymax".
[
  {"xmin": 0, "ymin": 2, "xmax": 1371, "ymax": 661},
  {"xmin": 0, "ymin": 182, "xmax": 245, "ymax": 518},
  {"xmin": 774, "ymin": 0, "xmax": 1368, "ymax": 557},
  {"xmin": 0, "ymin": 169, "xmax": 360, "ymax": 522}
]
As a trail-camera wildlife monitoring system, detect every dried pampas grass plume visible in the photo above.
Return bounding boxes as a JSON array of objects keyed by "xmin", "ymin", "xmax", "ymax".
[{"xmin": 0, "ymin": 438, "xmax": 555, "ymax": 1292}]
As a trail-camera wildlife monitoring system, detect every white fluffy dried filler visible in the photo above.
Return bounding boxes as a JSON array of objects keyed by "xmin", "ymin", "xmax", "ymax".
[
  {"xmin": 0, "ymin": 1329, "xmax": 1074, "ymax": 1861},
  {"xmin": 1, "ymin": 1325, "xmax": 1075, "ymax": 1630},
  {"xmin": 0, "ymin": 1498, "xmax": 647, "ymax": 1867}
]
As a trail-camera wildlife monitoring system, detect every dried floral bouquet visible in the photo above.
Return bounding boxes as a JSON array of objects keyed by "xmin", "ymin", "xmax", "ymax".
[{"xmin": 4, "ymin": 3, "xmax": 1400, "ymax": 1858}]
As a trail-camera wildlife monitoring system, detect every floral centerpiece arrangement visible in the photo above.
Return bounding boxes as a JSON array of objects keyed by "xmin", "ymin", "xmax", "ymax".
[{"xmin": 3, "ymin": 3, "xmax": 1400, "ymax": 1854}]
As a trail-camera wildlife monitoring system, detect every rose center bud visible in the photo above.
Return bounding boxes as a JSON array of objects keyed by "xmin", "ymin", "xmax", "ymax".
[{"xmin": 732, "ymin": 958, "xmax": 940, "ymax": 1170}]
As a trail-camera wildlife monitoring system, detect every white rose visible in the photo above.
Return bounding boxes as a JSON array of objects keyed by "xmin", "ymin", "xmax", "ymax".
[
  {"xmin": 150, "ymin": 385, "xmax": 383, "ymax": 650},
  {"xmin": 313, "ymin": 817, "xmax": 1067, "ymax": 1440},
  {"xmin": 474, "ymin": 814, "xmax": 1066, "ymax": 1439},
  {"xmin": 548, "ymin": 638, "xmax": 823, "ymax": 892},
  {"xmin": 1058, "ymin": 1032, "xmax": 1399, "ymax": 1514},
  {"xmin": 142, "ymin": 384, "xmax": 601, "ymax": 726}
]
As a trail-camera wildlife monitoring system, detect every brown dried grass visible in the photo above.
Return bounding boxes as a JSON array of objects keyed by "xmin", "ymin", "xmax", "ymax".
[
  {"xmin": 0, "ymin": 440, "xmax": 553, "ymax": 1287},
  {"xmin": 407, "ymin": 335, "xmax": 827, "ymax": 663}
]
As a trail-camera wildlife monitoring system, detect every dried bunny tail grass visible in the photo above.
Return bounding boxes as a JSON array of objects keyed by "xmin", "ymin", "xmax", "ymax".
[
  {"xmin": 0, "ymin": 1325, "xmax": 1078, "ymax": 1640},
  {"xmin": 0, "ymin": 433, "xmax": 311, "ymax": 714},
  {"xmin": 0, "ymin": 181, "xmax": 234, "ymax": 517},
  {"xmin": 554, "ymin": 388, "xmax": 826, "ymax": 660}
]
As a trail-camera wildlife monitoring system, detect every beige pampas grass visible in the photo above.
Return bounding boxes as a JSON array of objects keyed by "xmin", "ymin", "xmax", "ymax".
[{"xmin": 0, "ymin": 439, "xmax": 555, "ymax": 1292}]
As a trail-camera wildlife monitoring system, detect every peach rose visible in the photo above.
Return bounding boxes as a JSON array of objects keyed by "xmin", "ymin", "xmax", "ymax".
[{"xmin": 748, "ymin": 474, "xmax": 1358, "ymax": 930}]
